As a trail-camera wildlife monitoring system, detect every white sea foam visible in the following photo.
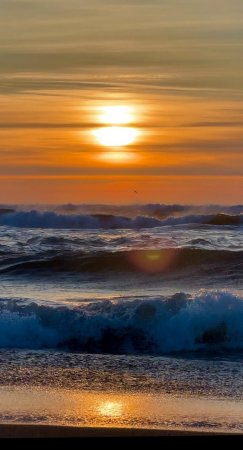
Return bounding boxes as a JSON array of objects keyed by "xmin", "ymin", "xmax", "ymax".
[
  {"xmin": 0, "ymin": 291, "xmax": 243, "ymax": 354},
  {"xmin": 0, "ymin": 210, "xmax": 242, "ymax": 229}
]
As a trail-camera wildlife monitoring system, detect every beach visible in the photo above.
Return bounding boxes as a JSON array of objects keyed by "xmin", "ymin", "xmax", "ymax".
[
  {"xmin": 1, "ymin": 0, "xmax": 243, "ymax": 439},
  {"xmin": 0, "ymin": 204, "xmax": 243, "ymax": 435},
  {"xmin": 0, "ymin": 355, "xmax": 243, "ymax": 435},
  {"xmin": 0, "ymin": 424, "xmax": 231, "ymax": 438}
]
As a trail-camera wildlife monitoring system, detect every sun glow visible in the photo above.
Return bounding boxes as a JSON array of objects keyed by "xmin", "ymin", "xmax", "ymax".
[
  {"xmin": 98, "ymin": 151, "xmax": 136, "ymax": 163},
  {"xmin": 93, "ymin": 126, "xmax": 138, "ymax": 147},
  {"xmin": 99, "ymin": 106, "xmax": 134, "ymax": 125}
]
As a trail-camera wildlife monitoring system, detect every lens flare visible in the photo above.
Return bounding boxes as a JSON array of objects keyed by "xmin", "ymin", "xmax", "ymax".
[{"xmin": 129, "ymin": 249, "xmax": 179, "ymax": 274}]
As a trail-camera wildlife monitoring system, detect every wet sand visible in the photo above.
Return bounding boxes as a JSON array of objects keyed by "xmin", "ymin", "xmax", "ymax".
[{"xmin": 0, "ymin": 424, "xmax": 232, "ymax": 438}]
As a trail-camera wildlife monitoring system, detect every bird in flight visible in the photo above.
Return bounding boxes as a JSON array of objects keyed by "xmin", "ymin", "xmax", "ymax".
[{"xmin": 133, "ymin": 190, "xmax": 139, "ymax": 195}]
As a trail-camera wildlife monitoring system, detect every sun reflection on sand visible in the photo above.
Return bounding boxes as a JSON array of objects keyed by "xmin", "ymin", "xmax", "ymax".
[
  {"xmin": 97, "ymin": 401, "xmax": 124, "ymax": 418},
  {"xmin": 1, "ymin": 387, "xmax": 241, "ymax": 432}
]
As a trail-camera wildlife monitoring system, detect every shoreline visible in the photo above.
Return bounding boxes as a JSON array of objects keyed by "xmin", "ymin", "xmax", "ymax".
[{"xmin": 0, "ymin": 424, "xmax": 236, "ymax": 438}]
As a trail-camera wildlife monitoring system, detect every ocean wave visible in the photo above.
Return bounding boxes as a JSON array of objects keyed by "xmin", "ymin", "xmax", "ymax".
[
  {"xmin": 0, "ymin": 210, "xmax": 242, "ymax": 229},
  {"xmin": 0, "ymin": 210, "xmax": 161, "ymax": 229},
  {"xmin": 0, "ymin": 248, "xmax": 242, "ymax": 276},
  {"xmin": 0, "ymin": 291, "xmax": 243, "ymax": 355}
]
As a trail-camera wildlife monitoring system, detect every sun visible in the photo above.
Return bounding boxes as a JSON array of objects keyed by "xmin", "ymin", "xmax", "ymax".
[
  {"xmin": 93, "ymin": 126, "xmax": 138, "ymax": 147},
  {"xmin": 90, "ymin": 104, "xmax": 140, "ymax": 160},
  {"xmin": 99, "ymin": 106, "xmax": 134, "ymax": 125}
]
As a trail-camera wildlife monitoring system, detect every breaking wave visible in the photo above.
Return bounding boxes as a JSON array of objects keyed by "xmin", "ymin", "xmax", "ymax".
[
  {"xmin": 0, "ymin": 210, "xmax": 242, "ymax": 229},
  {"xmin": 0, "ymin": 291, "xmax": 243, "ymax": 355}
]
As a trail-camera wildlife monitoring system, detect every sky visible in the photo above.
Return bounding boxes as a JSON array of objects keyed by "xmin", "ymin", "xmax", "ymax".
[{"xmin": 0, "ymin": 0, "xmax": 243, "ymax": 204}]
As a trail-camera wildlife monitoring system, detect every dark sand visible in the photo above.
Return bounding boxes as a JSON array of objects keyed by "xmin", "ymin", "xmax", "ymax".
[{"xmin": 0, "ymin": 424, "xmax": 233, "ymax": 438}]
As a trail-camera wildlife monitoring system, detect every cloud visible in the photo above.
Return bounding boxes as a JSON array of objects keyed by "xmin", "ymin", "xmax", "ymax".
[
  {"xmin": 1, "ymin": 156, "xmax": 243, "ymax": 177},
  {"xmin": 183, "ymin": 121, "xmax": 243, "ymax": 128},
  {"xmin": 0, "ymin": 0, "xmax": 242, "ymax": 91},
  {"xmin": 0, "ymin": 122, "xmax": 95, "ymax": 130}
]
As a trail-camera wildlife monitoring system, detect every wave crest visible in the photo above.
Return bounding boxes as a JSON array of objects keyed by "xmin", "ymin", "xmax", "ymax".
[
  {"xmin": 0, "ymin": 210, "xmax": 242, "ymax": 229},
  {"xmin": 0, "ymin": 291, "xmax": 243, "ymax": 355}
]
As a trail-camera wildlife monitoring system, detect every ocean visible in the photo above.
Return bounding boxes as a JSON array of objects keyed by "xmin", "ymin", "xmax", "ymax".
[{"xmin": 0, "ymin": 203, "xmax": 243, "ymax": 433}]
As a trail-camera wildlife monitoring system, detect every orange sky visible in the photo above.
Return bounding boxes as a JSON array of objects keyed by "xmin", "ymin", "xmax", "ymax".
[{"xmin": 0, "ymin": 0, "xmax": 242, "ymax": 204}]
